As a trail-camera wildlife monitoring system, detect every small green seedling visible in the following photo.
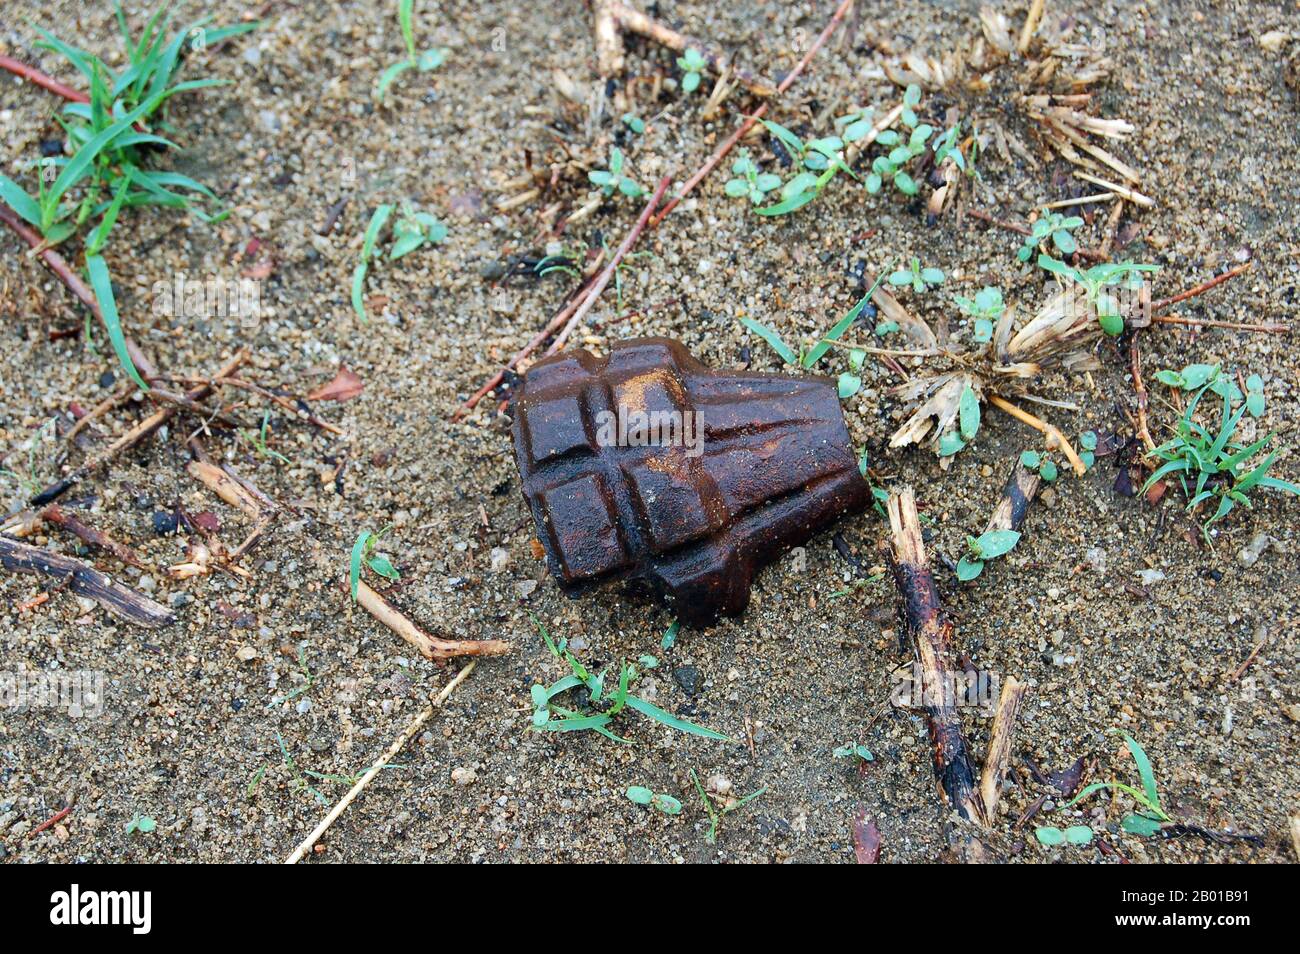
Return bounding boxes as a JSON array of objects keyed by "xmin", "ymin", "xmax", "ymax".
[
  {"xmin": 245, "ymin": 409, "xmax": 290, "ymax": 465},
  {"xmin": 1060, "ymin": 732, "xmax": 1172, "ymax": 838},
  {"xmin": 267, "ymin": 644, "xmax": 315, "ymax": 708},
  {"xmin": 741, "ymin": 270, "xmax": 886, "ymax": 399},
  {"xmin": 0, "ymin": 419, "xmax": 57, "ymax": 499},
  {"xmin": 835, "ymin": 106, "xmax": 876, "ymax": 144},
  {"xmin": 803, "ymin": 268, "xmax": 889, "ymax": 369},
  {"xmin": 660, "ymin": 619, "xmax": 680, "ymax": 650},
  {"xmin": 677, "ymin": 47, "xmax": 707, "ymax": 93},
  {"xmin": 738, "ymin": 316, "xmax": 797, "ymax": 365},
  {"xmin": 1152, "ymin": 362, "xmax": 1236, "ymax": 396},
  {"xmin": 754, "ymin": 120, "xmax": 855, "ymax": 216},
  {"xmin": 1018, "ymin": 212, "xmax": 1084, "ymax": 262},
  {"xmin": 349, "ymin": 526, "xmax": 401, "ymax": 600},
  {"xmin": 888, "ymin": 257, "xmax": 945, "ymax": 294},
  {"xmin": 626, "ymin": 785, "xmax": 682, "ymax": 815},
  {"xmin": 857, "ymin": 447, "xmax": 892, "ymax": 518},
  {"xmin": 833, "ymin": 743, "xmax": 874, "ymax": 764},
  {"xmin": 724, "ymin": 150, "xmax": 782, "ymax": 205},
  {"xmin": 1144, "ymin": 367, "xmax": 1298, "ymax": 543},
  {"xmin": 534, "ymin": 246, "xmax": 583, "ymax": 281},
  {"xmin": 125, "ymin": 813, "xmax": 157, "ymax": 835},
  {"xmin": 1078, "ymin": 430, "xmax": 1098, "ymax": 470},
  {"xmin": 277, "ymin": 732, "xmax": 327, "ymax": 807},
  {"xmin": 1244, "ymin": 374, "xmax": 1265, "ymax": 418},
  {"xmin": 937, "ymin": 383, "xmax": 981, "ymax": 458},
  {"xmin": 690, "ymin": 768, "xmax": 765, "ymax": 845},
  {"xmin": 1037, "ymin": 255, "xmax": 1159, "ymax": 336},
  {"xmin": 390, "ymin": 203, "xmax": 448, "ymax": 259},
  {"xmin": 588, "ymin": 146, "xmax": 644, "ymax": 198},
  {"xmin": 1019, "ymin": 449, "xmax": 1059, "ymax": 482},
  {"xmin": 1034, "ymin": 824, "xmax": 1095, "ymax": 847},
  {"xmin": 621, "ymin": 112, "xmax": 645, "ymax": 134},
  {"xmin": 956, "ymin": 529, "xmax": 1020, "ymax": 581},
  {"xmin": 932, "ymin": 122, "xmax": 969, "ymax": 174},
  {"xmin": 246, "ymin": 763, "xmax": 267, "ymax": 800},
  {"xmin": 837, "ymin": 349, "xmax": 867, "ymax": 400},
  {"xmin": 376, "ymin": 0, "xmax": 446, "ymax": 102},
  {"xmin": 352, "ymin": 203, "xmax": 392, "ymax": 322},
  {"xmin": 954, "ymin": 286, "xmax": 1003, "ymax": 343},
  {"xmin": 865, "ymin": 84, "xmax": 931, "ymax": 197},
  {"xmin": 528, "ymin": 616, "xmax": 728, "ymax": 743},
  {"xmin": 350, "ymin": 202, "xmax": 447, "ymax": 319}
]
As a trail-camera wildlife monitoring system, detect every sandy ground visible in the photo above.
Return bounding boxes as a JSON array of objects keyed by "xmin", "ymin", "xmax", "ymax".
[{"xmin": 0, "ymin": 0, "xmax": 1297, "ymax": 863}]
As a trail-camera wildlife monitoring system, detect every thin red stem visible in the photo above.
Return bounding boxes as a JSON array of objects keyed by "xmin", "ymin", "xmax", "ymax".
[{"xmin": 0, "ymin": 53, "xmax": 88, "ymax": 104}]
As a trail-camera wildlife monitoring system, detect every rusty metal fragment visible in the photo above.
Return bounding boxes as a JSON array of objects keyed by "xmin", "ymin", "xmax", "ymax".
[{"xmin": 511, "ymin": 337, "xmax": 869, "ymax": 623}]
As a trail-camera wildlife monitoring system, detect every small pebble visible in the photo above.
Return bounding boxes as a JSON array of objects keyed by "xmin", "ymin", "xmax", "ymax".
[{"xmin": 451, "ymin": 766, "xmax": 477, "ymax": 786}]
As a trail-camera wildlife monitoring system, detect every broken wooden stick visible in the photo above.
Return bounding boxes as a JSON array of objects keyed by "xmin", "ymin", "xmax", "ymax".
[
  {"xmin": 284, "ymin": 661, "xmax": 476, "ymax": 864},
  {"xmin": 983, "ymin": 458, "xmax": 1042, "ymax": 535},
  {"xmin": 595, "ymin": 0, "xmax": 777, "ymax": 96},
  {"xmin": 187, "ymin": 461, "xmax": 263, "ymax": 520},
  {"xmin": 1145, "ymin": 262, "xmax": 1282, "ymax": 332},
  {"xmin": 1128, "ymin": 330, "xmax": 1157, "ymax": 454},
  {"xmin": 0, "ymin": 535, "xmax": 173, "ymax": 628},
  {"xmin": 1018, "ymin": 0, "xmax": 1045, "ymax": 53},
  {"xmin": 66, "ymin": 386, "xmax": 137, "ymax": 443},
  {"xmin": 30, "ymin": 350, "xmax": 248, "ymax": 506},
  {"xmin": 352, "ymin": 579, "xmax": 511, "ymax": 660},
  {"xmin": 978, "ymin": 676, "xmax": 1027, "ymax": 823},
  {"xmin": 39, "ymin": 504, "xmax": 145, "ymax": 568},
  {"xmin": 885, "ymin": 487, "xmax": 983, "ymax": 823}
]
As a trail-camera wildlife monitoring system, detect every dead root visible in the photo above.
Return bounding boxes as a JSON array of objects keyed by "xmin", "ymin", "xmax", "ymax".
[{"xmin": 352, "ymin": 579, "xmax": 511, "ymax": 661}]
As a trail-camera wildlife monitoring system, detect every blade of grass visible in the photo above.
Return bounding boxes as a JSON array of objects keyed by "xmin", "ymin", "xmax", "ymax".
[
  {"xmin": 351, "ymin": 262, "xmax": 370, "ymax": 321},
  {"xmin": 84, "ymin": 253, "xmax": 147, "ymax": 391},
  {"xmin": 0, "ymin": 175, "xmax": 41, "ymax": 227},
  {"xmin": 399, "ymin": 0, "xmax": 417, "ymax": 60},
  {"xmin": 801, "ymin": 267, "xmax": 888, "ymax": 368},
  {"xmin": 739, "ymin": 316, "xmax": 796, "ymax": 365},
  {"xmin": 624, "ymin": 695, "xmax": 729, "ymax": 741}
]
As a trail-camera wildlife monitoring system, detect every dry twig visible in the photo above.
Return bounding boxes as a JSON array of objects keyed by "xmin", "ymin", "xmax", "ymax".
[
  {"xmin": 988, "ymin": 394, "xmax": 1086, "ymax": 476},
  {"xmin": 30, "ymin": 350, "xmax": 248, "ymax": 505},
  {"xmin": 0, "ymin": 53, "xmax": 88, "ymax": 103},
  {"xmin": 978, "ymin": 676, "xmax": 1027, "ymax": 823},
  {"xmin": 548, "ymin": 176, "xmax": 670, "ymax": 353},
  {"xmin": 352, "ymin": 579, "xmax": 511, "ymax": 660},
  {"xmin": 284, "ymin": 662, "xmax": 477, "ymax": 864},
  {"xmin": 0, "ymin": 535, "xmax": 173, "ymax": 627},
  {"xmin": 885, "ymin": 488, "xmax": 982, "ymax": 823},
  {"xmin": 39, "ymin": 504, "xmax": 144, "ymax": 568}
]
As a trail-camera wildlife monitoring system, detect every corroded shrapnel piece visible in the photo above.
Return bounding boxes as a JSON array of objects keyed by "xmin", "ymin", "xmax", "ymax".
[{"xmin": 511, "ymin": 337, "xmax": 869, "ymax": 624}]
